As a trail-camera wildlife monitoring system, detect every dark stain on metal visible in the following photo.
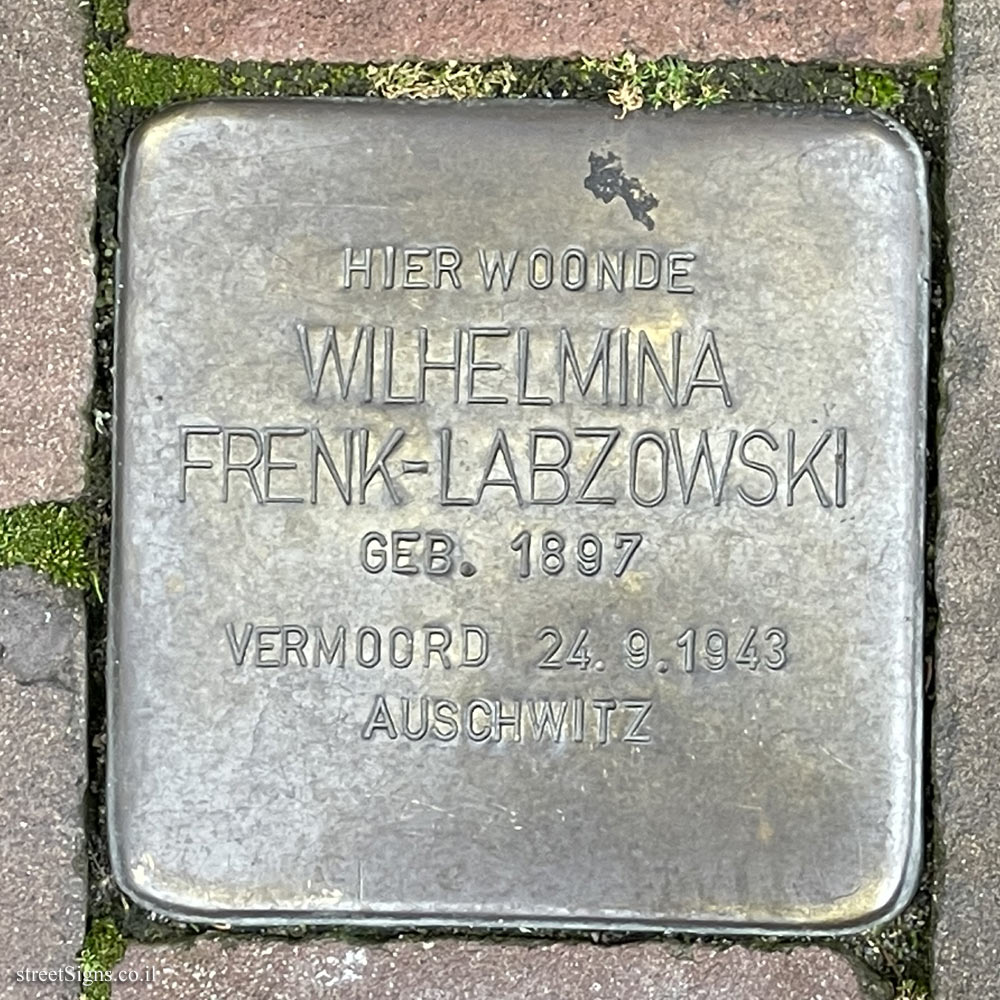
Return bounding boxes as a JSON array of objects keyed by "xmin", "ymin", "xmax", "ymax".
[{"xmin": 584, "ymin": 150, "xmax": 658, "ymax": 231}]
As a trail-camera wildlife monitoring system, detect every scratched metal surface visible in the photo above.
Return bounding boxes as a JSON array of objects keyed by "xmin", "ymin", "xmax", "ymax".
[{"xmin": 109, "ymin": 100, "xmax": 928, "ymax": 933}]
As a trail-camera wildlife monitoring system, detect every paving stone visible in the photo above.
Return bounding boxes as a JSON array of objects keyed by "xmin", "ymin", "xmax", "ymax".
[
  {"xmin": 0, "ymin": 567, "xmax": 87, "ymax": 999},
  {"xmin": 0, "ymin": 0, "xmax": 95, "ymax": 507},
  {"xmin": 933, "ymin": 0, "xmax": 1000, "ymax": 997},
  {"xmin": 115, "ymin": 938, "xmax": 887, "ymax": 1000},
  {"xmin": 125, "ymin": 0, "xmax": 944, "ymax": 66}
]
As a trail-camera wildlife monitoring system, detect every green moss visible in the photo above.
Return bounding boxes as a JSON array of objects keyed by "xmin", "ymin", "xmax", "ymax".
[
  {"xmin": 366, "ymin": 60, "xmax": 519, "ymax": 100},
  {"xmin": 83, "ymin": 38, "xmax": 734, "ymax": 115},
  {"xmin": 220, "ymin": 60, "xmax": 365, "ymax": 97},
  {"xmin": 852, "ymin": 68, "xmax": 905, "ymax": 109},
  {"xmin": 79, "ymin": 919, "xmax": 126, "ymax": 1000},
  {"xmin": 82, "ymin": 41, "xmax": 934, "ymax": 122},
  {"xmin": 913, "ymin": 66, "xmax": 942, "ymax": 109},
  {"xmin": 914, "ymin": 67, "xmax": 940, "ymax": 90},
  {"xmin": 580, "ymin": 52, "xmax": 727, "ymax": 113},
  {"xmin": 0, "ymin": 503, "xmax": 96, "ymax": 592},
  {"xmin": 86, "ymin": 45, "xmax": 222, "ymax": 113},
  {"xmin": 89, "ymin": 0, "xmax": 127, "ymax": 37},
  {"xmin": 894, "ymin": 983, "xmax": 930, "ymax": 1000}
]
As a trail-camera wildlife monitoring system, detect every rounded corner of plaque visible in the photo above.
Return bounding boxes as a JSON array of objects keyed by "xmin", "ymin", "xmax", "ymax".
[
  {"xmin": 851, "ymin": 110, "xmax": 928, "ymax": 191},
  {"xmin": 124, "ymin": 100, "xmax": 223, "ymax": 169},
  {"xmin": 830, "ymin": 848, "xmax": 923, "ymax": 935},
  {"xmin": 109, "ymin": 839, "xmax": 208, "ymax": 924},
  {"xmin": 108, "ymin": 844, "xmax": 160, "ymax": 910}
]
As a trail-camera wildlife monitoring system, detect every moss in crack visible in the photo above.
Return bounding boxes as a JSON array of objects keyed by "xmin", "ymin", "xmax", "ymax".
[
  {"xmin": 85, "ymin": 37, "xmax": 730, "ymax": 113},
  {"xmin": 579, "ymin": 51, "xmax": 728, "ymax": 113},
  {"xmin": 86, "ymin": 46, "xmax": 222, "ymax": 113},
  {"xmin": 79, "ymin": 918, "xmax": 126, "ymax": 1000},
  {"xmin": 852, "ymin": 68, "xmax": 905, "ymax": 109},
  {"xmin": 716, "ymin": 59, "xmax": 940, "ymax": 119},
  {"xmin": 362, "ymin": 52, "xmax": 729, "ymax": 111},
  {"xmin": 89, "ymin": 0, "xmax": 127, "ymax": 37},
  {"xmin": 0, "ymin": 503, "xmax": 97, "ymax": 592},
  {"xmin": 366, "ymin": 60, "xmax": 519, "ymax": 99},
  {"xmin": 85, "ymin": 0, "xmax": 224, "ymax": 112}
]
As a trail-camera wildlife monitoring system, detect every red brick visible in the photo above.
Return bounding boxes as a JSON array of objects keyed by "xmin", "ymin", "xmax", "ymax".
[
  {"xmin": 0, "ymin": 568, "xmax": 87, "ymax": 999},
  {"xmin": 126, "ymin": 0, "xmax": 944, "ymax": 66},
  {"xmin": 115, "ymin": 938, "xmax": 888, "ymax": 1000},
  {"xmin": 0, "ymin": 0, "xmax": 95, "ymax": 506}
]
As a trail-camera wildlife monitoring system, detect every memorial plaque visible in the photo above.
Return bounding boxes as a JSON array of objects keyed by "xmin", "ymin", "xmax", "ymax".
[{"xmin": 109, "ymin": 100, "xmax": 928, "ymax": 933}]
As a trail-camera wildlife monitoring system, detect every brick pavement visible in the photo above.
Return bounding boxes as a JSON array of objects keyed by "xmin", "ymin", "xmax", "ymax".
[
  {"xmin": 0, "ymin": 568, "xmax": 87, "ymax": 999},
  {"xmin": 125, "ymin": 0, "xmax": 944, "ymax": 65},
  {"xmin": 0, "ymin": 0, "xmax": 95, "ymax": 507}
]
